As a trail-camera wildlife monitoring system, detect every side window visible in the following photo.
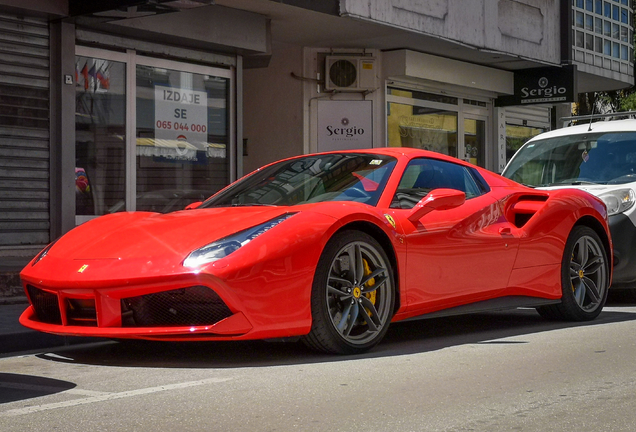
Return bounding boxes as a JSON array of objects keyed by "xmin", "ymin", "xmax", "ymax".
[{"xmin": 391, "ymin": 158, "xmax": 484, "ymax": 209}]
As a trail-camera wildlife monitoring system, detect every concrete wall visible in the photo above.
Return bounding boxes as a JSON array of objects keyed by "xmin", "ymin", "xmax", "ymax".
[
  {"xmin": 340, "ymin": 0, "xmax": 560, "ymax": 65},
  {"xmin": 110, "ymin": 5, "xmax": 269, "ymax": 54},
  {"xmin": 243, "ymin": 41, "xmax": 304, "ymax": 174}
]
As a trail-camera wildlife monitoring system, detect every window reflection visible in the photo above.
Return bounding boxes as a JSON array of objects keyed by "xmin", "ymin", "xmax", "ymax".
[
  {"xmin": 75, "ymin": 56, "xmax": 126, "ymax": 217},
  {"xmin": 387, "ymin": 102, "xmax": 458, "ymax": 158},
  {"xmin": 135, "ymin": 66, "xmax": 229, "ymax": 212}
]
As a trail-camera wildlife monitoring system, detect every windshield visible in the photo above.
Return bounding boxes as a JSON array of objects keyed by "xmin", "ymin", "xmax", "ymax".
[
  {"xmin": 200, "ymin": 153, "xmax": 397, "ymax": 208},
  {"xmin": 502, "ymin": 131, "xmax": 636, "ymax": 187}
]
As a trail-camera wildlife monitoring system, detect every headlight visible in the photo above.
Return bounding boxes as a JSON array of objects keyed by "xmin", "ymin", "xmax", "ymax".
[
  {"xmin": 31, "ymin": 239, "xmax": 58, "ymax": 266},
  {"xmin": 599, "ymin": 189, "xmax": 636, "ymax": 216},
  {"xmin": 183, "ymin": 213, "xmax": 296, "ymax": 268}
]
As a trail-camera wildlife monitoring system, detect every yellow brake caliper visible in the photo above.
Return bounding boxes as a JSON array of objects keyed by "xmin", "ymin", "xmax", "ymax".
[{"xmin": 362, "ymin": 259, "xmax": 377, "ymax": 318}]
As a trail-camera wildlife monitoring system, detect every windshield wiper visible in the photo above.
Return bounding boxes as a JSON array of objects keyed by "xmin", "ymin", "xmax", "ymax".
[{"xmin": 550, "ymin": 180, "xmax": 599, "ymax": 186}]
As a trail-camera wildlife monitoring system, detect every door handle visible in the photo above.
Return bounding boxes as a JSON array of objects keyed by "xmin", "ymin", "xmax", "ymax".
[{"xmin": 499, "ymin": 227, "xmax": 512, "ymax": 235}]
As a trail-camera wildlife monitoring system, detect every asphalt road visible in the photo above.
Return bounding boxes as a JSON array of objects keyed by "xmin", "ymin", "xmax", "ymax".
[{"xmin": 2, "ymin": 298, "xmax": 636, "ymax": 432}]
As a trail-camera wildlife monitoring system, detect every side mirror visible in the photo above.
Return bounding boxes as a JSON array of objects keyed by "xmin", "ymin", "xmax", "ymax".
[
  {"xmin": 185, "ymin": 201, "xmax": 203, "ymax": 210},
  {"xmin": 407, "ymin": 188, "xmax": 465, "ymax": 223}
]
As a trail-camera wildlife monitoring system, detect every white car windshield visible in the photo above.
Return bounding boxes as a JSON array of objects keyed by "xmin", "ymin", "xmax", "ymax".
[{"xmin": 503, "ymin": 131, "xmax": 636, "ymax": 187}]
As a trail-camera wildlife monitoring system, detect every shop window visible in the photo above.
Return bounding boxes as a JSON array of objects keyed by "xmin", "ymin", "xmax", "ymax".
[
  {"xmin": 135, "ymin": 65, "xmax": 229, "ymax": 212},
  {"xmin": 75, "ymin": 48, "xmax": 232, "ymax": 222},
  {"xmin": 505, "ymin": 124, "xmax": 545, "ymax": 165},
  {"xmin": 387, "ymin": 102, "xmax": 458, "ymax": 158}
]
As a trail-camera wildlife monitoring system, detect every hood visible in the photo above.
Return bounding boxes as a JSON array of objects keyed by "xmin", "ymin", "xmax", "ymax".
[
  {"xmin": 536, "ymin": 184, "xmax": 627, "ymax": 197},
  {"xmin": 49, "ymin": 207, "xmax": 295, "ymax": 260}
]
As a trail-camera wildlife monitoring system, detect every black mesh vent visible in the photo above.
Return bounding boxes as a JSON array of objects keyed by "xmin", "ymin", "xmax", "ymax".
[
  {"xmin": 26, "ymin": 285, "xmax": 62, "ymax": 325},
  {"xmin": 121, "ymin": 286, "xmax": 233, "ymax": 327}
]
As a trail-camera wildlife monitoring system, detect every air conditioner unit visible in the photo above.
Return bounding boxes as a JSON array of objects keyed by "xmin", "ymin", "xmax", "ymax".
[{"xmin": 324, "ymin": 56, "xmax": 376, "ymax": 91}]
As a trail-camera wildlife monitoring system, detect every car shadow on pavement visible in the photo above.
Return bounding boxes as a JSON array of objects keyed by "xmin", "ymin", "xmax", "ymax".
[
  {"xmin": 30, "ymin": 297, "xmax": 636, "ymax": 369},
  {"xmin": 0, "ymin": 373, "xmax": 76, "ymax": 404}
]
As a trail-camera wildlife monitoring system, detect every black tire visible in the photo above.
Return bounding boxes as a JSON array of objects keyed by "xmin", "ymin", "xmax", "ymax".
[
  {"xmin": 536, "ymin": 225, "xmax": 609, "ymax": 321},
  {"xmin": 302, "ymin": 230, "xmax": 395, "ymax": 354}
]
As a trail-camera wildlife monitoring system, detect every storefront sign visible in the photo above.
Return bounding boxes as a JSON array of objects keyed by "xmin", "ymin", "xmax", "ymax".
[
  {"xmin": 496, "ymin": 65, "xmax": 577, "ymax": 107},
  {"xmin": 317, "ymin": 100, "xmax": 373, "ymax": 152},
  {"xmin": 154, "ymin": 85, "xmax": 208, "ymax": 161}
]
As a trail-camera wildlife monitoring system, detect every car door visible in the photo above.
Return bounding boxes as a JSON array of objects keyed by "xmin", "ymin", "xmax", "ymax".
[{"xmin": 391, "ymin": 157, "xmax": 520, "ymax": 312}]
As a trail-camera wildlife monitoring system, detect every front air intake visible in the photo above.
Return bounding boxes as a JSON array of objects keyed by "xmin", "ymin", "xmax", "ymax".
[
  {"xmin": 26, "ymin": 285, "xmax": 62, "ymax": 325},
  {"xmin": 121, "ymin": 286, "xmax": 232, "ymax": 327}
]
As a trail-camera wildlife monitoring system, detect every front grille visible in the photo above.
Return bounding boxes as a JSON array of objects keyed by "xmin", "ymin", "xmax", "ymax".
[
  {"xmin": 26, "ymin": 285, "xmax": 62, "ymax": 325},
  {"xmin": 121, "ymin": 286, "xmax": 233, "ymax": 327}
]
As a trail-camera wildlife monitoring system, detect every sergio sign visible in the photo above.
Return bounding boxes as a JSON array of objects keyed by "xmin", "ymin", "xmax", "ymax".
[{"xmin": 496, "ymin": 65, "xmax": 577, "ymax": 107}]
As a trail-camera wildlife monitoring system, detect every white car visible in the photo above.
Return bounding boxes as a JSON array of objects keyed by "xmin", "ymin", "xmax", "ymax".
[{"xmin": 502, "ymin": 119, "xmax": 636, "ymax": 295}]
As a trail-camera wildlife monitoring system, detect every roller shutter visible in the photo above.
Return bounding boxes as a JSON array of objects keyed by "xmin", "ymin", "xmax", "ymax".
[{"xmin": 0, "ymin": 13, "xmax": 50, "ymax": 247}]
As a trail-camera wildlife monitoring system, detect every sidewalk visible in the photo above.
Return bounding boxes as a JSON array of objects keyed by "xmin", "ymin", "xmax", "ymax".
[
  {"xmin": 0, "ymin": 302, "xmax": 98, "ymax": 355},
  {"xmin": 0, "ymin": 256, "xmax": 30, "ymax": 304}
]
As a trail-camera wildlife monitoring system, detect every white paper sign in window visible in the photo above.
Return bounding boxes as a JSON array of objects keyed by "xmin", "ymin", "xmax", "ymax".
[{"xmin": 154, "ymin": 85, "xmax": 208, "ymax": 160}]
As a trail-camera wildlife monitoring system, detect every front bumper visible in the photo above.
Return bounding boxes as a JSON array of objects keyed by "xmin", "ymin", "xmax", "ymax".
[
  {"xmin": 19, "ymin": 283, "xmax": 253, "ymax": 340},
  {"xmin": 609, "ymin": 213, "xmax": 636, "ymax": 288}
]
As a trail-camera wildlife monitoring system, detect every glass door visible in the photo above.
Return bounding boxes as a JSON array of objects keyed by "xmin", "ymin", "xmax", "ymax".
[
  {"xmin": 463, "ymin": 116, "xmax": 487, "ymax": 167},
  {"xmin": 75, "ymin": 53, "xmax": 127, "ymax": 224}
]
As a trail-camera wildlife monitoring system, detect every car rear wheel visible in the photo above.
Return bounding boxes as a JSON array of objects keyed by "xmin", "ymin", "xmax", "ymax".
[
  {"xmin": 537, "ymin": 225, "xmax": 609, "ymax": 321},
  {"xmin": 303, "ymin": 230, "xmax": 395, "ymax": 354}
]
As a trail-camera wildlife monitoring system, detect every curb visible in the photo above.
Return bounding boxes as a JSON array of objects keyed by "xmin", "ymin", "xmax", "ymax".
[{"xmin": 0, "ymin": 296, "xmax": 27, "ymax": 305}]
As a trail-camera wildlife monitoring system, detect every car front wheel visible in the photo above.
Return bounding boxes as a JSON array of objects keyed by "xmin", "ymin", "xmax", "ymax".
[{"xmin": 303, "ymin": 230, "xmax": 395, "ymax": 354}]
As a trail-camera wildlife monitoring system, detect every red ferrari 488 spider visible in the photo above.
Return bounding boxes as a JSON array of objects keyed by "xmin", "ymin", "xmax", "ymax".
[{"xmin": 20, "ymin": 148, "xmax": 612, "ymax": 354}]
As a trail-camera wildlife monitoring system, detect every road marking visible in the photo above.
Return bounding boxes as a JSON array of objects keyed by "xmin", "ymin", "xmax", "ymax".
[
  {"xmin": 0, "ymin": 382, "xmax": 110, "ymax": 397},
  {"xmin": 0, "ymin": 377, "xmax": 234, "ymax": 417}
]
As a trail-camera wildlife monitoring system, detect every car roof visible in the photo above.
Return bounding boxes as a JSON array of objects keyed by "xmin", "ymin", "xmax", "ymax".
[{"xmin": 528, "ymin": 119, "xmax": 636, "ymax": 143}]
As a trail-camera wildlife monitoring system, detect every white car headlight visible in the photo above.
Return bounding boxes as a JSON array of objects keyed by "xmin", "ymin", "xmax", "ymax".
[
  {"xmin": 599, "ymin": 189, "xmax": 636, "ymax": 216},
  {"xmin": 183, "ymin": 213, "xmax": 296, "ymax": 268}
]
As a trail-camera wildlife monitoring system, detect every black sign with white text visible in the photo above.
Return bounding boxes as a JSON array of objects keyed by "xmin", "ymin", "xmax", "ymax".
[{"xmin": 496, "ymin": 65, "xmax": 577, "ymax": 106}]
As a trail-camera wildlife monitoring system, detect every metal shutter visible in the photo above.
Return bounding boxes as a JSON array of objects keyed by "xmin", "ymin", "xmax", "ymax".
[{"xmin": 0, "ymin": 13, "xmax": 50, "ymax": 247}]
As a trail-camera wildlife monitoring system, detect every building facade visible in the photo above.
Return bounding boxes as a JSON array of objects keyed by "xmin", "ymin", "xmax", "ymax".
[{"xmin": 0, "ymin": 0, "xmax": 633, "ymax": 261}]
